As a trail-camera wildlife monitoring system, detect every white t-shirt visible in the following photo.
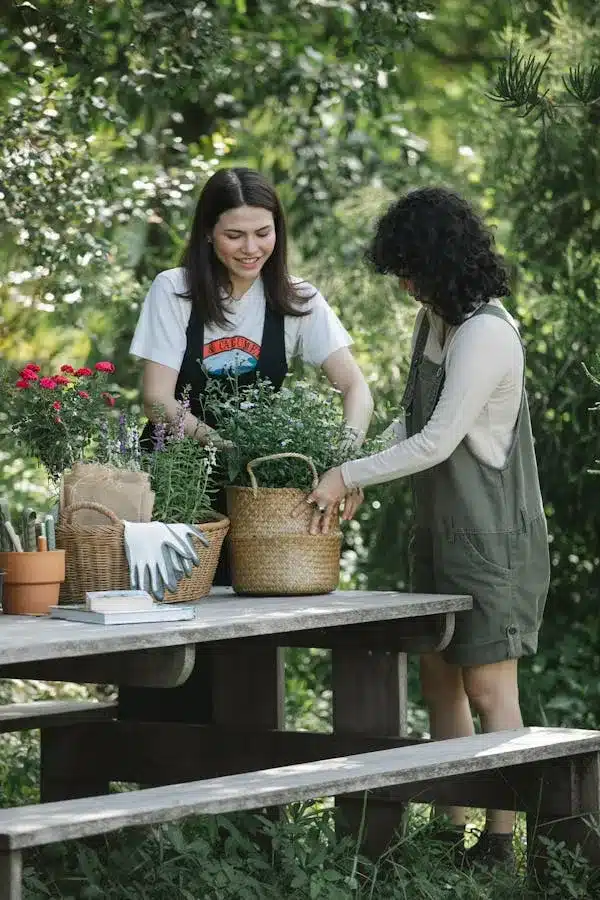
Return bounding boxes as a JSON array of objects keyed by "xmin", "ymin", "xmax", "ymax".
[
  {"xmin": 341, "ymin": 300, "xmax": 524, "ymax": 489},
  {"xmin": 130, "ymin": 267, "xmax": 352, "ymax": 375}
]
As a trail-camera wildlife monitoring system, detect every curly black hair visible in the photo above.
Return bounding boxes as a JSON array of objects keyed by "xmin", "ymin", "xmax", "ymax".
[{"xmin": 368, "ymin": 187, "xmax": 509, "ymax": 325}]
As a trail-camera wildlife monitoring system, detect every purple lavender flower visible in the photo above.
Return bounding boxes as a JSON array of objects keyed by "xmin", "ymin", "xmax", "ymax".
[
  {"xmin": 153, "ymin": 421, "xmax": 166, "ymax": 452},
  {"xmin": 175, "ymin": 391, "xmax": 190, "ymax": 441}
]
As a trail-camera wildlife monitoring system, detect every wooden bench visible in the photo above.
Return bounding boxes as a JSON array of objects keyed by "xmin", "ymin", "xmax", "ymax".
[
  {"xmin": 0, "ymin": 701, "xmax": 116, "ymax": 735},
  {"xmin": 1, "ymin": 726, "xmax": 599, "ymax": 899}
]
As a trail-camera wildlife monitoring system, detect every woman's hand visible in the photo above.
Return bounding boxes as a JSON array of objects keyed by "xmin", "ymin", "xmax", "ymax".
[
  {"xmin": 193, "ymin": 422, "xmax": 235, "ymax": 451},
  {"xmin": 302, "ymin": 467, "xmax": 362, "ymax": 534},
  {"xmin": 342, "ymin": 487, "xmax": 364, "ymax": 521}
]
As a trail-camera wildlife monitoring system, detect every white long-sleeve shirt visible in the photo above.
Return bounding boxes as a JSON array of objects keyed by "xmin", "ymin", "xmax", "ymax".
[{"xmin": 341, "ymin": 301, "xmax": 524, "ymax": 490}]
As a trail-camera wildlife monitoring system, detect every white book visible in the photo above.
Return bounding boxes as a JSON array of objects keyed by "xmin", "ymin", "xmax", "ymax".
[
  {"xmin": 50, "ymin": 604, "xmax": 195, "ymax": 625},
  {"xmin": 84, "ymin": 590, "xmax": 155, "ymax": 613}
]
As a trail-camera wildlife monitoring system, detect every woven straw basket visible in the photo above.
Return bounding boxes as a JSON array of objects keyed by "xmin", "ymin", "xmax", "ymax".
[
  {"xmin": 226, "ymin": 453, "xmax": 341, "ymax": 596},
  {"xmin": 56, "ymin": 501, "xmax": 229, "ymax": 604}
]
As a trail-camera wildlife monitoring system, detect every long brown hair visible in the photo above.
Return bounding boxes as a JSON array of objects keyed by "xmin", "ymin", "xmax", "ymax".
[{"xmin": 179, "ymin": 168, "xmax": 311, "ymax": 326}]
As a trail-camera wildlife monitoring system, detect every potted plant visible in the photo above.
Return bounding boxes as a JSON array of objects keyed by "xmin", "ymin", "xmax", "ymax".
[
  {"xmin": 0, "ymin": 502, "xmax": 65, "ymax": 615},
  {"xmin": 203, "ymin": 377, "xmax": 368, "ymax": 596},
  {"xmin": 3, "ymin": 359, "xmax": 120, "ymax": 481},
  {"xmin": 142, "ymin": 401, "xmax": 229, "ymax": 601}
]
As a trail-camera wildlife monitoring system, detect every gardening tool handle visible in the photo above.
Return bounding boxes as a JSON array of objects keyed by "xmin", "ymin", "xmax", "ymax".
[
  {"xmin": 246, "ymin": 453, "xmax": 319, "ymax": 498},
  {"xmin": 63, "ymin": 501, "xmax": 121, "ymax": 525}
]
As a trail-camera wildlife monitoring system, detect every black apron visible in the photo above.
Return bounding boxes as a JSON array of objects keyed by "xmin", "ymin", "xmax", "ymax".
[
  {"xmin": 120, "ymin": 294, "xmax": 288, "ymax": 724},
  {"xmin": 140, "ymin": 296, "xmax": 289, "ymax": 585}
]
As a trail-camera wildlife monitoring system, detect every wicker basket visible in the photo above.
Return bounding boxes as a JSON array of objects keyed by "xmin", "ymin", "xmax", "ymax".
[
  {"xmin": 56, "ymin": 501, "xmax": 229, "ymax": 604},
  {"xmin": 226, "ymin": 453, "xmax": 341, "ymax": 596}
]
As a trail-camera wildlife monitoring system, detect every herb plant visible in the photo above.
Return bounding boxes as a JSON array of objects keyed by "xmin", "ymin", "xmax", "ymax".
[
  {"xmin": 143, "ymin": 399, "xmax": 217, "ymax": 524},
  {"xmin": 203, "ymin": 376, "xmax": 372, "ymax": 491}
]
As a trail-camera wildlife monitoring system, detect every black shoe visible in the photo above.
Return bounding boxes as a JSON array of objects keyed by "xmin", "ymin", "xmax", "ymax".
[{"xmin": 462, "ymin": 830, "xmax": 516, "ymax": 872}]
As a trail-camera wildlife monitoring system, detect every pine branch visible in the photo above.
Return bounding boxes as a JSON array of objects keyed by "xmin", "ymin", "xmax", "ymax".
[{"xmin": 487, "ymin": 45, "xmax": 550, "ymax": 118}]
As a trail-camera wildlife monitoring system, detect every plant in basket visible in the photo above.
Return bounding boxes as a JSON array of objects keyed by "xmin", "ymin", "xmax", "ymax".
[
  {"xmin": 140, "ymin": 397, "xmax": 228, "ymax": 602},
  {"xmin": 203, "ymin": 376, "xmax": 359, "ymax": 490},
  {"xmin": 202, "ymin": 376, "xmax": 374, "ymax": 596},
  {"xmin": 2, "ymin": 358, "xmax": 121, "ymax": 480},
  {"xmin": 143, "ymin": 395, "xmax": 218, "ymax": 525}
]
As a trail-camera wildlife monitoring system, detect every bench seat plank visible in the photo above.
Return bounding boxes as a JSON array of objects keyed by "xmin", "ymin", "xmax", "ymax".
[
  {"xmin": 0, "ymin": 701, "xmax": 116, "ymax": 734},
  {"xmin": 1, "ymin": 726, "xmax": 599, "ymax": 850}
]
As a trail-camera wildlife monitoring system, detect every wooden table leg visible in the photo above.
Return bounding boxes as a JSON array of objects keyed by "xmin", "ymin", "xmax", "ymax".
[
  {"xmin": 118, "ymin": 647, "xmax": 214, "ymax": 724},
  {"xmin": 332, "ymin": 647, "xmax": 408, "ymax": 857},
  {"xmin": 212, "ymin": 644, "xmax": 284, "ymax": 730},
  {"xmin": 0, "ymin": 850, "xmax": 22, "ymax": 900},
  {"xmin": 526, "ymin": 751, "xmax": 600, "ymax": 886}
]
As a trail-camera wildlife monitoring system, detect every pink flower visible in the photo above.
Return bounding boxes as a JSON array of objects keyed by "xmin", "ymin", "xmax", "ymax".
[
  {"xmin": 52, "ymin": 401, "xmax": 61, "ymax": 411},
  {"xmin": 60, "ymin": 364, "xmax": 75, "ymax": 374},
  {"xmin": 19, "ymin": 368, "xmax": 38, "ymax": 381},
  {"xmin": 53, "ymin": 375, "xmax": 70, "ymax": 386},
  {"xmin": 94, "ymin": 361, "xmax": 115, "ymax": 374},
  {"xmin": 15, "ymin": 379, "xmax": 30, "ymax": 389},
  {"xmin": 101, "ymin": 392, "xmax": 116, "ymax": 407},
  {"xmin": 75, "ymin": 367, "xmax": 93, "ymax": 377},
  {"xmin": 77, "ymin": 390, "xmax": 90, "ymax": 399},
  {"xmin": 39, "ymin": 377, "xmax": 58, "ymax": 390},
  {"xmin": 24, "ymin": 363, "xmax": 41, "ymax": 373},
  {"xmin": 54, "ymin": 416, "xmax": 62, "ymax": 424}
]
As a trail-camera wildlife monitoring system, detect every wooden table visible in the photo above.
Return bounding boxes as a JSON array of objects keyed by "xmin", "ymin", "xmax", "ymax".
[{"xmin": 0, "ymin": 589, "xmax": 472, "ymax": 853}]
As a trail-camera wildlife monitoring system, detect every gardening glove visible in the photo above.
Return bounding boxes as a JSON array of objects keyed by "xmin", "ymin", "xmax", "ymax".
[
  {"xmin": 163, "ymin": 544, "xmax": 191, "ymax": 580},
  {"xmin": 165, "ymin": 523, "xmax": 209, "ymax": 566},
  {"xmin": 123, "ymin": 522, "xmax": 204, "ymax": 602},
  {"xmin": 155, "ymin": 524, "xmax": 208, "ymax": 593}
]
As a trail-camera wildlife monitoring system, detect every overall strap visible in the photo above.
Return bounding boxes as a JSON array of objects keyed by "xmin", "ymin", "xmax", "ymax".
[
  {"xmin": 174, "ymin": 302, "xmax": 206, "ymax": 416},
  {"xmin": 400, "ymin": 312, "xmax": 430, "ymax": 412},
  {"xmin": 256, "ymin": 300, "xmax": 288, "ymax": 390}
]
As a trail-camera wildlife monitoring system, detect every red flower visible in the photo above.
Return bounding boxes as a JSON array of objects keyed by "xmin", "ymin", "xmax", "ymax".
[
  {"xmin": 60, "ymin": 364, "xmax": 75, "ymax": 374},
  {"xmin": 39, "ymin": 377, "xmax": 58, "ymax": 390},
  {"xmin": 19, "ymin": 368, "xmax": 38, "ymax": 381},
  {"xmin": 54, "ymin": 416, "xmax": 62, "ymax": 424},
  {"xmin": 94, "ymin": 361, "xmax": 115, "ymax": 374},
  {"xmin": 101, "ymin": 392, "xmax": 116, "ymax": 407},
  {"xmin": 15, "ymin": 379, "xmax": 30, "ymax": 389},
  {"xmin": 77, "ymin": 390, "xmax": 90, "ymax": 399},
  {"xmin": 52, "ymin": 401, "xmax": 61, "ymax": 411},
  {"xmin": 53, "ymin": 375, "xmax": 70, "ymax": 386},
  {"xmin": 75, "ymin": 367, "xmax": 93, "ymax": 377},
  {"xmin": 24, "ymin": 363, "xmax": 41, "ymax": 372}
]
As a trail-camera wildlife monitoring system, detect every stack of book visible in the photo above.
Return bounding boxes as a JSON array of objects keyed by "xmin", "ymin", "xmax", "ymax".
[{"xmin": 49, "ymin": 590, "xmax": 195, "ymax": 624}]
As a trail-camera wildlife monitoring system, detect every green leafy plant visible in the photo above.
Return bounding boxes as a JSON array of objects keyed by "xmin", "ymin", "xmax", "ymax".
[
  {"xmin": 143, "ymin": 401, "xmax": 217, "ymax": 525},
  {"xmin": 203, "ymin": 376, "xmax": 374, "ymax": 491}
]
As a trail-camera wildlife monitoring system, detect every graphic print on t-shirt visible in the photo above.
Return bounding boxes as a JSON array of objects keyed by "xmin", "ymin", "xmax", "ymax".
[{"xmin": 203, "ymin": 336, "xmax": 261, "ymax": 376}]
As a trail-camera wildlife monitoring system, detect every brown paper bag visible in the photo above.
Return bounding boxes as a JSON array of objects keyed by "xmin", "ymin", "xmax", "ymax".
[{"xmin": 59, "ymin": 462, "xmax": 154, "ymax": 526}]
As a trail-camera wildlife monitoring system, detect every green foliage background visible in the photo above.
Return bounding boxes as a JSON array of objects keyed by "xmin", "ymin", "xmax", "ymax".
[{"xmin": 1, "ymin": 0, "xmax": 600, "ymax": 736}]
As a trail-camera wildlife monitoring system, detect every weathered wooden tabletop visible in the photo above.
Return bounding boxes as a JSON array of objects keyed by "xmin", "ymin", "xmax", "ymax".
[{"xmin": 0, "ymin": 588, "xmax": 471, "ymax": 664}]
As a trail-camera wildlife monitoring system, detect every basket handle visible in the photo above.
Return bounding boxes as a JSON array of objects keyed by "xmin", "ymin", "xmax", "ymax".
[
  {"xmin": 246, "ymin": 453, "xmax": 319, "ymax": 498},
  {"xmin": 62, "ymin": 501, "xmax": 121, "ymax": 525}
]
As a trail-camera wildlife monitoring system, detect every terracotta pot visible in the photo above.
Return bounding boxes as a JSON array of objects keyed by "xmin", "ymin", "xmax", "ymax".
[{"xmin": 0, "ymin": 550, "xmax": 66, "ymax": 616}]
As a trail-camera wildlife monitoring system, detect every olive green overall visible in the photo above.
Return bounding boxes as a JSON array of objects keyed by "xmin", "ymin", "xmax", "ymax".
[{"xmin": 405, "ymin": 305, "xmax": 550, "ymax": 666}]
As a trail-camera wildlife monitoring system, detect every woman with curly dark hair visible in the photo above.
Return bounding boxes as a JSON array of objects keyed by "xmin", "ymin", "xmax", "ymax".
[{"xmin": 307, "ymin": 186, "xmax": 550, "ymax": 870}]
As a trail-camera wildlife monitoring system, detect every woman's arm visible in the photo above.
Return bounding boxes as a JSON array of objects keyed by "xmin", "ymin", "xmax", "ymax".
[
  {"xmin": 321, "ymin": 347, "xmax": 374, "ymax": 447},
  {"xmin": 340, "ymin": 314, "xmax": 520, "ymax": 489},
  {"xmin": 143, "ymin": 361, "xmax": 219, "ymax": 444}
]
